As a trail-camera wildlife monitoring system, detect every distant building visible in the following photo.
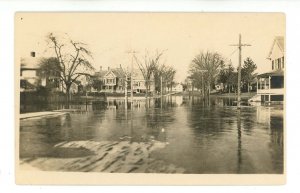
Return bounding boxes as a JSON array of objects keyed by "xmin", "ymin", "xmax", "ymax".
[
  {"xmin": 92, "ymin": 66, "xmax": 155, "ymax": 94},
  {"xmin": 166, "ymin": 83, "xmax": 183, "ymax": 92},
  {"xmin": 184, "ymin": 77, "xmax": 199, "ymax": 92},
  {"xmin": 20, "ymin": 51, "xmax": 89, "ymax": 94},
  {"xmin": 252, "ymin": 36, "xmax": 284, "ymax": 102},
  {"xmin": 131, "ymin": 69, "xmax": 155, "ymax": 94},
  {"xmin": 20, "ymin": 52, "xmax": 60, "ymax": 92},
  {"xmin": 92, "ymin": 66, "xmax": 126, "ymax": 93}
]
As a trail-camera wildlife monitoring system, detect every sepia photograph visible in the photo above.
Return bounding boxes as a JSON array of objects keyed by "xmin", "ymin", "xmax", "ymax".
[{"xmin": 15, "ymin": 12, "xmax": 285, "ymax": 185}]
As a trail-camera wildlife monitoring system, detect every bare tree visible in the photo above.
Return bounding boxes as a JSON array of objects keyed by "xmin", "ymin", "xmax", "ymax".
[
  {"xmin": 134, "ymin": 50, "xmax": 165, "ymax": 97},
  {"xmin": 190, "ymin": 51, "xmax": 224, "ymax": 95},
  {"xmin": 156, "ymin": 64, "xmax": 176, "ymax": 93},
  {"xmin": 46, "ymin": 33, "xmax": 95, "ymax": 106}
]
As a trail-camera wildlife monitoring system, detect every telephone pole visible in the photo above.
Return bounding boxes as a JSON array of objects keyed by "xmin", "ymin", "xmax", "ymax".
[
  {"xmin": 126, "ymin": 50, "xmax": 138, "ymax": 104},
  {"xmin": 230, "ymin": 34, "xmax": 251, "ymax": 109}
]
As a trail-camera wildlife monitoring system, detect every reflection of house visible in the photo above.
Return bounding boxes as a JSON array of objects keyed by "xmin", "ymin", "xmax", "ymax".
[{"xmin": 256, "ymin": 36, "xmax": 284, "ymax": 102}]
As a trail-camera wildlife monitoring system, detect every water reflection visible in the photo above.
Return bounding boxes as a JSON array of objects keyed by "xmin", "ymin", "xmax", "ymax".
[
  {"xmin": 237, "ymin": 109, "xmax": 242, "ymax": 173},
  {"xmin": 20, "ymin": 95, "xmax": 283, "ymax": 174}
]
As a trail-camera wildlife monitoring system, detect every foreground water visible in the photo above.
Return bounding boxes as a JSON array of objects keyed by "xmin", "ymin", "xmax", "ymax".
[{"xmin": 20, "ymin": 95, "xmax": 283, "ymax": 174}]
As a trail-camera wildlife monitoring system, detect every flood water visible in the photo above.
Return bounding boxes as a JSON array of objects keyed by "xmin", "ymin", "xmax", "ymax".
[{"xmin": 20, "ymin": 95, "xmax": 284, "ymax": 174}]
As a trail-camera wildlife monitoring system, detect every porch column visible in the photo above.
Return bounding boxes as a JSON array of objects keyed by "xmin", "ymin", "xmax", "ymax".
[
  {"xmin": 269, "ymin": 76, "xmax": 271, "ymax": 102},
  {"xmin": 257, "ymin": 79, "xmax": 259, "ymax": 92}
]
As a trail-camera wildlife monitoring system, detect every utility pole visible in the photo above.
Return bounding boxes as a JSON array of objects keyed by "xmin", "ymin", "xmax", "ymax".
[
  {"xmin": 160, "ymin": 76, "xmax": 163, "ymax": 109},
  {"xmin": 160, "ymin": 76, "xmax": 163, "ymax": 97},
  {"xmin": 230, "ymin": 34, "xmax": 251, "ymax": 109},
  {"xmin": 199, "ymin": 70, "xmax": 208, "ymax": 98},
  {"xmin": 125, "ymin": 73, "xmax": 128, "ymax": 99},
  {"xmin": 126, "ymin": 50, "xmax": 138, "ymax": 104}
]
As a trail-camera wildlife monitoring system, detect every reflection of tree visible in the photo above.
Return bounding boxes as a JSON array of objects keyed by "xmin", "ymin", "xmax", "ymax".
[
  {"xmin": 237, "ymin": 109, "xmax": 242, "ymax": 173},
  {"xmin": 91, "ymin": 101, "xmax": 107, "ymax": 111},
  {"xmin": 186, "ymin": 104, "xmax": 226, "ymax": 140},
  {"xmin": 241, "ymin": 108, "xmax": 256, "ymax": 135}
]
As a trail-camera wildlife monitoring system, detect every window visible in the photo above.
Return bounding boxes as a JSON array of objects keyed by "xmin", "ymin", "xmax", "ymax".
[
  {"xmin": 106, "ymin": 78, "xmax": 115, "ymax": 84},
  {"xmin": 282, "ymin": 56, "xmax": 284, "ymax": 69}
]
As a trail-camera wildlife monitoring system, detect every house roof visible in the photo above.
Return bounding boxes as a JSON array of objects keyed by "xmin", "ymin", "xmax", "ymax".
[
  {"xmin": 267, "ymin": 36, "xmax": 284, "ymax": 59},
  {"xmin": 20, "ymin": 57, "xmax": 44, "ymax": 69},
  {"xmin": 257, "ymin": 69, "xmax": 284, "ymax": 78},
  {"xmin": 94, "ymin": 67, "xmax": 126, "ymax": 79},
  {"xmin": 111, "ymin": 68, "xmax": 126, "ymax": 78},
  {"xmin": 94, "ymin": 70, "xmax": 107, "ymax": 77}
]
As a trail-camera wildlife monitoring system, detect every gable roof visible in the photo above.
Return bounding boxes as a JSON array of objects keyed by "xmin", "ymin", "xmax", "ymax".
[
  {"xmin": 267, "ymin": 36, "xmax": 284, "ymax": 59},
  {"xmin": 95, "ymin": 67, "xmax": 126, "ymax": 79},
  {"xmin": 94, "ymin": 70, "xmax": 107, "ymax": 78},
  {"xmin": 111, "ymin": 68, "xmax": 126, "ymax": 78},
  {"xmin": 104, "ymin": 70, "xmax": 117, "ymax": 78}
]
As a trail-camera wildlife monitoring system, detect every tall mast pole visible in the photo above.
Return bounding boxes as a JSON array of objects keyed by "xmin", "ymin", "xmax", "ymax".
[
  {"xmin": 126, "ymin": 50, "xmax": 138, "ymax": 105},
  {"xmin": 237, "ymin": 34, "xmax": 242, "ymax": 109},
  {"xmin": 230, "ymin": 34, "xmax": 251, "ymax": 109}
]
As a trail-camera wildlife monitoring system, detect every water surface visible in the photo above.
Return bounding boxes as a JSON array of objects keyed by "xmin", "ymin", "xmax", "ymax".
[{"xmin": 20, "ymin": 96, "xmax": 284, "ymax": 173}]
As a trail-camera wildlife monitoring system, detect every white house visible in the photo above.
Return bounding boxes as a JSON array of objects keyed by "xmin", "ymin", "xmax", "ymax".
[
  {"xmin": 166, "ymin": 83, "xmax": 183, "ymax": 92},
  {"xmin": 250, "ymin": 36, "xmax": 284, "ymax": 103},
  {"xmin": 20, "ymin": 52, "xmax": 47, "ymax": 91},
  {"xmin": 131, "ymin": 69, "xmax": 155, "ymax": 94}
]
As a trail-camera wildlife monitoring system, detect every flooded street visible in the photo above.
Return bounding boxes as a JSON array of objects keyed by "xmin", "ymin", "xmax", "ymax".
[{"xmin": 19, "ymin": 95, "xmax": 284, "ymax": 174}]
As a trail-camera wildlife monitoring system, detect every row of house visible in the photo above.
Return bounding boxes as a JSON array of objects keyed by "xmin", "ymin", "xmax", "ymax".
[
  {"xmin": 90, "ymin": 66, "xmax": 156, "ymax": 94},
  {"xmin": 20, "ymin": 52, "xmax": 163, "ymax": 94}
]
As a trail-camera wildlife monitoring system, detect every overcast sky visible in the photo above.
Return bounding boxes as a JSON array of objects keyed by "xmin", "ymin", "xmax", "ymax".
[{"xmin": 16, "ymin": 13, "xmax": 285, "ymax": 82}]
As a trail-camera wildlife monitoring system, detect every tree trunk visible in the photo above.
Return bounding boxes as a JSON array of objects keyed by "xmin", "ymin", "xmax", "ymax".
[
  {"xmin": 248, "ymin": 82, "xmax": 250, "ymax": 93},
  {"xmin": 145, "ymin": 80, "xmax": 148, "ymax": 99},
  {"xmin": 65, "ymin": 85, "xmax": 71, "ymax": 109},
  {"xmin": 207, "ymin": 80, "xmax": 211, "ymax": 96}
]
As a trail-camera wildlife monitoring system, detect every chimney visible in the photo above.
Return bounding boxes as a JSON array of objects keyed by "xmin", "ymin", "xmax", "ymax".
[
  {"xmin": 30, "ymin": 51, "xmax": 36, "ymax": 57},
  {"xmin": 119, "ymin": 64, "xmax": 122, "ymax": 69},
  {"xmin": 100, "ymin": 66, "xmax": 102, "ymax": 71},
  {"xmin": 108, "ymin": 67, "xmax": 110, "ymax": 71}
]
